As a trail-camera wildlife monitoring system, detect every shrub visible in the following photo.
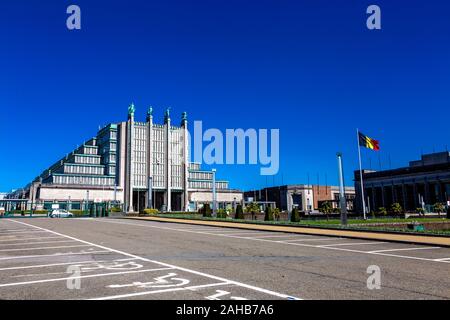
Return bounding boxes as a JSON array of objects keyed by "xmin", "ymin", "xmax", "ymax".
[
  {"xmin": 433, "ymin": 202, "xmax": 445, "ymax": 214},
  {"xmin": 377, "ymin": 207, "xmax": 387, "ymax": 216},
  {"xmin": 33, "ymin": 210, "xmax": 48, "ymax": 215},
  {"xmin": 234, "ymin": 204, "xmax": 244, "ymax": 220},
  {"xmin": 390, "ymin": 203, "xmax": 403, "ymax": 216},
  {"xmin": 273, "ymin": 208, "xmax": 281, "ymax": 221},
  {"xmin": 447, "ymin": 205, "xmax": 450, "ymax": 219},
  {"xmin": 216, "ymin": 209, "xmax": 227, "ymax": 219},
  {"xmin": 202, "ymin": 203, "xmax": 212, "ymax": 218},
  {"xmin": 264, "ymin": 207, "xmax": 274, "ymax": 221},
  {"xmin": 70, "ymin": 210, "xmax": 85, "ymax": 216},
  {"xmin": 246, "ymin": 202, "xmax": 260, "ymax": 220},
  {"xmin": 291, "ymin": 207, "xmax": 300, "ymax": 223},
  {"xmin": 416, "ymin": 207, "xmax": 425, "ymax": 216},
  {"xmin": 143, "ymin": 208, "xmax": 159, "ymax": 215}
]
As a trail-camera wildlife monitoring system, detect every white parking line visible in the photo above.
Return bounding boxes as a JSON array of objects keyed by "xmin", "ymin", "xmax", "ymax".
[
  {"xmin": 0, "ymin": 250, "xmax": 111, "ymax": 261},
  {"xmin": 0, "ymin": 258, "xmax": 137, "ymax": 271},
  {"xmin": 216, "ymin": 232, "xmax": 280, "ymax": 236},
  {"xmin": 434, "ymin": 258, "xmax": 450, "ymax": 262},
  {"xmin": 90, "ymin": 282, "xmax": 231, "ymax": 300},
  {"xmin": 0, "ymin": 230, "xmax": 48, "ymax": 235},
  {"xmin": 281, "ymin": 238, "xmax": 337, "ymax": 242},
  {"xmin": 368, "ymin": 247, "xmax": 441, "ymax": 253},
  {"xmin": 8, "ymin": 219, "xmax": 301, "ymax": 300},
  {"xmin": 0, "ymin": 244, "xmax": 92, "ymax": 252},
  {"xmin": 0, "ymin": 267, "xmax": 174, "ymax": 288},
  {"xmin": 318, "ymin": 242, "xmax": 387, "ymax": 247},
  {"xmin": 93, "ymin": 219, "xmax": 450, "ymax": 265},
  {"xmin": 0, "ymin": 236, "xmax": 63, "ymax": 242},
  {"xmin": 250, "ymin": 234, "xmax": 311, "ymax": 239},
  {"xmin": 0, "ymin": 240, "xmax": 77, "ymax": 247}
]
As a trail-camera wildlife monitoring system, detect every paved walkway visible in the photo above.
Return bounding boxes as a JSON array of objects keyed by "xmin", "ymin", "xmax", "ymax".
[{"xmin": 124, "ymin": 216, "xmax": 450, "ymax": 247}]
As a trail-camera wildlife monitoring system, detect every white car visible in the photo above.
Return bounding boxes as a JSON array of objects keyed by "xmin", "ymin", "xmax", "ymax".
[{"xmin": 49, "ymin": 209, "xmax": 74, "ymax": 218}]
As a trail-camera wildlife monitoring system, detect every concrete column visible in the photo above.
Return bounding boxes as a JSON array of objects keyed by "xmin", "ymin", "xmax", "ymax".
[
  {"xmin": 182, "ymin": 113, "xmax": 189, "ymax": 211},
  {"xmin": 147, "ymin": 109, "xmax": 153, "ymax": 209},
  {"xmin": 381, "ymin": 184, "xmax": 386, "ymax": 208},
  {"xmin": 125, "ymin": 109, "xmax": 135, "ymax": 212},
  {"xmin": 402, "ymin": 183, "xmax": 407, "ymax": 211},
  {"xmin": 165, "ymin": 111, "xmax": 172, "ymax": 212}
]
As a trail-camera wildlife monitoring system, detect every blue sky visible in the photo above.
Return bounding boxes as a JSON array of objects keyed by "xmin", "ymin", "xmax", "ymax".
[{"xmin": 1, "ymin": 0, "xmax": 449, "ymax": 192}]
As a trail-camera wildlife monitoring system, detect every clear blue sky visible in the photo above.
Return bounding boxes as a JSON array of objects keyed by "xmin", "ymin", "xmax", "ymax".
[{"xmin": 1, "ymin": 0, "xmax": 449, "ymax": 192}]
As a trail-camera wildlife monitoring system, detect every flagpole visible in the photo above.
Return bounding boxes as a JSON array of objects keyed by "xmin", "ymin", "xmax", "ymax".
[{"xmin": 357, "ymin": 128, "xmax": 367, "ymax": 220}]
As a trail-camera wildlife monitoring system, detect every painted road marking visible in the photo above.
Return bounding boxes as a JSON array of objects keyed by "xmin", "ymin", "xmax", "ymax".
[
  {"xmin": 281, "ymin": 238, "xmax": 338, "ymax": 242},
  {"xmin": 0, "ymin": 230, "xmax": 48, "ymax": 235},
  {"xmin": 249, "ymin": 234, "xmax": 312, "ymax": 239},
  {"xmin": 0, "ymin": 240, "xmax": 77, "ymax": 247},
  {"xmin": 0, "ymin": 258, "xmax": 137, "ymax": 272},
  {"xmin": 90, "ymin": 282, "xmax": 230, "ymax": 300},
  {"xmin": 368, "ymin": 247, "xmax": 441, "ymax": 253},
  {"xmin": 93, "ymin": 219, "xmax": 450, "ymax": 265},
  {"xmin": 8, "ymin": 219, "xmax": 301, "ymax": 300},
  {"xmin": 206, "ymin": 290, "xmax": 247, "ymax": 300},
  {"xmin": 0, "ymin": 244, "xmax": 92, "ymax": 252},
  {"xmin": 0, "ymin": 268, "xmax": 174, "ymax": 288},
  {"xmin": 434, "ymin": 258, "xmax": 450, "ymax": 262},
  {"xmin": 0, "ymin": 250, "xmax": 111, "ymax": 261},
  {"xmin": 0, "ymin": 236, "xmax": 63, "ymax": 242},
  {"xmin": 318, "ymin": 242, "xmax": 387, "ymax": 247}
]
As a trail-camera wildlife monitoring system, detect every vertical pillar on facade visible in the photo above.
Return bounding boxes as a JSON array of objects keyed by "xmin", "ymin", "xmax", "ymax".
[
  {"xmin": 125, "ymin": 103, "xmax": 135, "ymax": 212},
  {"xmin": 413, "ymin": 181, "xmax": 418, "ymax": 208},
  {"xmin": 381, "ymin": 184, "xmax": 386, "ymax": 208},
  {"xmin": 371, "ymin": 187, "xmax": 376, "ymax": 213},
  {"xmin": 424, "ymin": 180, "xmax": 430, "ymax": 205},
  {"xmin": 146, "ymin": 107, "xmax": 153, "ymax": 209},
  {"xmin": 401, "ymin": 182, "xmax": 407, "ymax": 211},
  {"xmin": 391, "ymin": 181, "xmax": 396, "ymax": 204},
  {"xmin": 164, "ymin": 108, "xmax": 172, "ymax": 212},
  {"xmin": 181, "ymin": 112, "xmax": 189, "ymax": 212}
]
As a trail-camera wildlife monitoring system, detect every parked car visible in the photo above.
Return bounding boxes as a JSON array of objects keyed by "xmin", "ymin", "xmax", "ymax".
[{"xmin": 49, "ymin": 209, "xmax": 74, "ymax": 218}]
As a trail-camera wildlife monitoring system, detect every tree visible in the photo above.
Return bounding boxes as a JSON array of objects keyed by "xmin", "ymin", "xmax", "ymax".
[
  {"xmin": 378, "ymin": 207, "xmax": 387, "ymax": 216},
  {"xmin": 246, "ymin": 202, "xmax": 260, "ymax": 220},
  {"xmin": 264, "ymin": 206, "xmax": 274, "ymax": 221},
  {"xmin": 433, "ymin": 202, "xmax": 445, "ymax": 217},
  {"xmin": 291, "ymin": 207, "xmax": 301, "ymax": 223},
  {"xmin": 202, "ymin": 203, "xmax": 212, "ymax": 218},
  {"xmin": 234, "ymin": 204, "xmax": 244, "ymax": 220},
  {"xmin": 319, "ymin": 201, "xmax": 333, "ymax": 220},
  {"xmin": 390, "ymin": 203, "xmax": 403, "ymax": 216},
  {"xmin": 273, "ymin": 208, "xmax": 281, "ymax": 221}
]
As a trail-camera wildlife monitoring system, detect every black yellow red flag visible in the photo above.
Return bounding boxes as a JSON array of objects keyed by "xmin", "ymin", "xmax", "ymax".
[{"xmin": 358, "ymin": 132, "xmax": 380, "ymax": 151}]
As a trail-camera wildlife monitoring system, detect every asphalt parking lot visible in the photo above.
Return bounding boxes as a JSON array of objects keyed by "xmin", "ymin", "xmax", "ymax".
[{"xmin": 0, "ymin": 217, "xmax": 449, "ymax": 300}]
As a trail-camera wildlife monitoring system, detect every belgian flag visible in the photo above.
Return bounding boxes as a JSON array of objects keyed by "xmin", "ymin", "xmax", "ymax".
[{"xmin": 358, "ymin": 132, "xmax": 380, "ymax": 151}]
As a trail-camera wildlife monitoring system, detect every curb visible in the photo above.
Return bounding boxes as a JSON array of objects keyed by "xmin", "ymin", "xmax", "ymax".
[{"xmin": 122, "ymin": 216, "xmax": 450, "ymax": 248}]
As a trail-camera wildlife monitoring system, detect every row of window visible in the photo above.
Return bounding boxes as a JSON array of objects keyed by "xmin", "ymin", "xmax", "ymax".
[
  {"xmin": 53, "ymin": 175, "xmax": 114, "ymax": 186},
  {"xmin": 189, "ymin": 181, "xmax": 228, "ymax": 190},
  {"xmin": 74, "ymin": 155, "xmax": 101, "ymax": 165},
  {"xmin": 84, "ymin": 146, "xmax": 98, "ymax": 155},
  {"xmin": 64, "ymin": 165, "xmax": 104, "ymax": 175},
  {"xmin": 189, "ymin": 171, "xmax": 213, "ymax": 180}
]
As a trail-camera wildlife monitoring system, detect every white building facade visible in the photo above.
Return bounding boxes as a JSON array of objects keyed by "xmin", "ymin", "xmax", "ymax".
[{"xmin": 16, "ymin": 105, "xmax": 242, "ymax": 212}]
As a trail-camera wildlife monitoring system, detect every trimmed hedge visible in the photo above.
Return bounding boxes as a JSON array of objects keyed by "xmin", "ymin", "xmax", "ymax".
[
  {"xmin": 291, "ymin": 208, "xmax": 301, "ymax": 223},
  {"xmin": 235, "ymin": 204, "xmax": 244, "ymax": 220},
  {"xmin": 143, "ymin": 208, "xmax": 159, "ymax": 215},
  {"xmin": 264, "ymin": 207, "xmax": 274, "ymax": 221},
  {"xmin": 200, "ymin": 203, "xmax": 212, "ymax": 218}
]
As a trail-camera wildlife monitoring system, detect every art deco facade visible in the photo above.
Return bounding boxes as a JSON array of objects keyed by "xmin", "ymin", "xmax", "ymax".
[{"xmin": 17, "ymin": 105, "xmax": 242, "ymax": 212}]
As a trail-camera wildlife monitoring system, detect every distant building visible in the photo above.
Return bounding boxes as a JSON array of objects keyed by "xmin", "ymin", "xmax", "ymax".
[
  {"xmin": 0, "ymin": 193, "xmax": 7, "ymax": 200},
  {"xmin": 354, "ymin": 151, "xmax": 450, "ymax": 213},
  {"xmin": 8, "ymin": 105, "xmax": 242, "ymax": 212},
  {"xmin": 244, "ymin": 185, "xmax": 355, "ymax": 212}
]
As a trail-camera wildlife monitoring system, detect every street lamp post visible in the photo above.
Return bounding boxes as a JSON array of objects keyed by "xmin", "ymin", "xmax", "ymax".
[
  {"xmin": 212, "ymin": 169, "xmax": 217, "ymax": 217},
  {"xmin": 336, "ymin": 152, "xmax": 348, "ymax": 225}
]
